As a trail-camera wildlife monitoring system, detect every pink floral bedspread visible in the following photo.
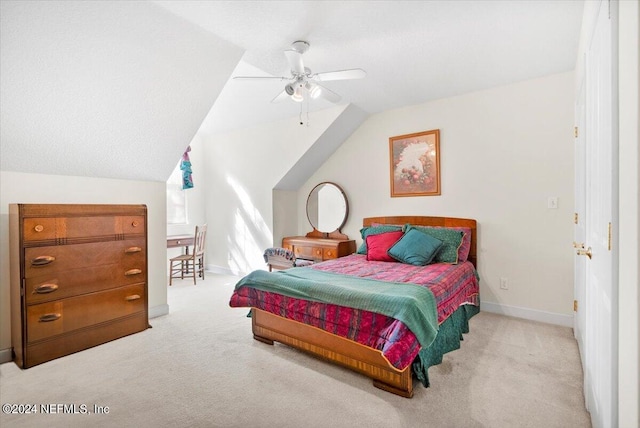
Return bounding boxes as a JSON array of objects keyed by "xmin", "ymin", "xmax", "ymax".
[{"xmin": 229, "ymin": 254, "xmax": 479, "ymax": 370}]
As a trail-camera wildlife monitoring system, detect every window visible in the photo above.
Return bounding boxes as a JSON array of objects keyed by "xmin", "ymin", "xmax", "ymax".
[{"xmin": 166, "ymin": 161, "xmax": 188, "ymax": 224}]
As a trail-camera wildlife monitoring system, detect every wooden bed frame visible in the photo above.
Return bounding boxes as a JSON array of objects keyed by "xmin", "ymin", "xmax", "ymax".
[{"xmin": 251, "ymin": 216, "xmax": 477, "ymax": 398}]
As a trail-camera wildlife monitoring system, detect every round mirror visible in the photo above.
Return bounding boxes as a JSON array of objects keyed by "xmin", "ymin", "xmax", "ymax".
[{"xmin": 306, "ymin": 182, "xmax": 349, "ymax": 237}]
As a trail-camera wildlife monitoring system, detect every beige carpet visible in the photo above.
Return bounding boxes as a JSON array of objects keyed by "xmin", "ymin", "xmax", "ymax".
[{"xmin": 0, "ymin": 273, "xmax": 591, "ymax": 428}]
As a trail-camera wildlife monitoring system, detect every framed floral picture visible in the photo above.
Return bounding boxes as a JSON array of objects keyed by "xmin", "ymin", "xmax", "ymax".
[{"xmin": 389, "ymin": 129, "xmax": 440, "ymax": 197}]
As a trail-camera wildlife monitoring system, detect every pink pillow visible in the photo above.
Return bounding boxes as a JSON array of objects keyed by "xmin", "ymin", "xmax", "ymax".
[
  {"xmin": 366, "ymin": 231, "xmax": 404, "ymax": 262},
  {"xmin": 455, "ymin": 228, "xmax": 472, "ymax": 262}
]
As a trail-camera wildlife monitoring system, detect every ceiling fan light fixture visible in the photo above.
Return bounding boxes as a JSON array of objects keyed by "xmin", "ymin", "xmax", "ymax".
[
  {"xmin": 284, "ymin": 83, "xmax": 295, "ymax": 96},
  {"xmin": 291, "ymin": 86, "xmax": 304, "ymax": 102},
  {"xmin": 305, "ymin": 82, "xmax": 322, "ymax": 99}
]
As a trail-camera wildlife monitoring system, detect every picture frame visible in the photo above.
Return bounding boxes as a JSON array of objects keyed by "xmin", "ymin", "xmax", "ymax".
[{"xmin": 389, "ymin": 129, "xmax": 441, "ymax": 197}]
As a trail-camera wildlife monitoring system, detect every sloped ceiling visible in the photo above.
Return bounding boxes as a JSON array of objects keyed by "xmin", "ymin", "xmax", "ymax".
[
  {"xmin": 155, "ymin": 0, "xmax": 585, "ymax": 135},
  {"xmin": 0, "ymin": 1, "xmax": 585, "ymax": 182},
  {"xmin": 0, "ymin": 1, "xmax": 243, "ymax": 182}
]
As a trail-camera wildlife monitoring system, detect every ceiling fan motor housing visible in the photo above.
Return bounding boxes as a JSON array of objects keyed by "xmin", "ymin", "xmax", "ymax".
[{"xmin": 291, "ymin": 40, "xmax": 310, "ymax": 54}]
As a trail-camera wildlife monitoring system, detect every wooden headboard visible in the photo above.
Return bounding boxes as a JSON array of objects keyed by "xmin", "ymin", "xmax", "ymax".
[{"xmin": 363, "ymin": 216, "xmax": 477, "ymax": 267}]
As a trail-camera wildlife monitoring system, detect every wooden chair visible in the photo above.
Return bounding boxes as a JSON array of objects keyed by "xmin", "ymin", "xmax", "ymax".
[{"xmin": 169, "ymin": 224, "xmax": 207, "ymax": 285}]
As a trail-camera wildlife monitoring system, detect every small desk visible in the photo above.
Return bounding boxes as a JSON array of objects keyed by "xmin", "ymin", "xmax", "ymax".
[{"xmin": 167, "ymin": 234, "xmax": 194, "ymax": 254}]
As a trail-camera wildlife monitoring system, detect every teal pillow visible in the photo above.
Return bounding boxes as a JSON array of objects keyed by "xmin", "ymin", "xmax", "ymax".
[
  {"xmin": 387, "ymin": 228, "xmax": 443, "ymax": 266},
  {"xmin": 403, "ymin": 225, "xmax": 464, "ymax": 264},
  {"xmin": 357, "ymin": 225, "xmax": 403, "ymax": 254}
]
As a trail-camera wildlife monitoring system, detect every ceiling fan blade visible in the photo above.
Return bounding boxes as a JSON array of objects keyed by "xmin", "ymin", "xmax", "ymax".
[
  {"xmin": 313, "ymin": 68, "xmax": 366, "ymax": 82},
  {"xmin": 271, "ymin": 89, "xmax": 291, "ymax": 103},
  {"xmin": 312, "ymin": 82, "xmax": 342, "ymax": 103},
  {"xmin": 284, "ymin": 50, "xmax": 305, "ymax": 75},
  {"xmin": 233, "ymin": 76, "xmax": 288, "ymax": 81}
]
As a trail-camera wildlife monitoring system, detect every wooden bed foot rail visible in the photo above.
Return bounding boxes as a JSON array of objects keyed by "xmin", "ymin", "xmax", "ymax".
[
  {"xmin": 251, "ymin": 308, "xmax": 414, "ymax": 398},
  {"xmin": 253, "ymin": 334, "xmax": 274, "ymax": 345},
  {"xmin": 373, "ymin": 379, "xmax": 413, "ymax": 398}
]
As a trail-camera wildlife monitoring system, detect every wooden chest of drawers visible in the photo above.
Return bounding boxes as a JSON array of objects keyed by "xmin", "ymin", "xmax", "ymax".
[
  {"xmin": 282, "ymin": 236, "xmax": 356, "ymax": 262},
  {"xmin": 9, "ymin": 204, "xmax": 149, "ymax": 368}
]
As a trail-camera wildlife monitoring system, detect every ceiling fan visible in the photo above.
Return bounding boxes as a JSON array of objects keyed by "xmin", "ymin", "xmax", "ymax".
[{"xmin": 233, "ymin": 40, "xmax": 366, "ymax": 104}]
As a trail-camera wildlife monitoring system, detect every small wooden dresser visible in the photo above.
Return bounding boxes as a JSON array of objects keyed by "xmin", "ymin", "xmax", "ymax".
[
  {"xmin": 282, "ymin": 236, "xmax": 356, "ymax": 263},
  {"xmin": 9, "ymin": 204, "xmax": 149, "ymax": 368}
]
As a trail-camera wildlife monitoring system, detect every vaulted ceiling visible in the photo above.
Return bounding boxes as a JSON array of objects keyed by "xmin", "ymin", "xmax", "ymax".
[
  {"xmin": 156, "ymin": 0, "xmax": 584, "ymax": 135},
  {"xmin": 0, "ymin": 1, "xmax": 584, "ymax": 182}
]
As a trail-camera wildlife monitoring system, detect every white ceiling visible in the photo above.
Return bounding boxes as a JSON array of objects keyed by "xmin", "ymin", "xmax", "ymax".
[
  {"xmin": 155, "ymin": 0, "xmax": 585, "ymax": 135},
  {"xmin": 0, "ymin": 1, "xmax": 243, "ymax": 181},
  {"xmin": 0, "ymin": 1, "xmax": 585, "ymax": 183}
]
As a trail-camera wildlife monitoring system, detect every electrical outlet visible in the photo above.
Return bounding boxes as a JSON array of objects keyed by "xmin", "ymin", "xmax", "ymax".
[{"xmin": 500, "ymin": 277, "xmax": 509, "ymax": 290}]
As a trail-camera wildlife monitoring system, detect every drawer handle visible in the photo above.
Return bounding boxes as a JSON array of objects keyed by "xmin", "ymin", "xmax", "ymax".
[
  {"xmin": 125, "ymin": 247, "xmax": 142, "ymax": 253},
  {"xmin": 34, "ymin": 224, "xmax": 44, "ymax": 232},
  {"xmin": 31, "ymin": 256, "xmax": 55, "ymax": 266},
  {"xmin": 125, "ymin": 294, "xmax": 141, "ymax": 301},
  {"xmin": 131, "ymin": 221, "xmax": 139, "ymax": 227},
  {"xmin": 34, "ymin": 284, "xmax": 59, "ymax": 294},
  {"xmin": 39, "ymin": 313, "xmax": 61, "ymax": 322},
  {"xmin": 125, "ymin": 269, "xmax": 142, "ymax": 276}
]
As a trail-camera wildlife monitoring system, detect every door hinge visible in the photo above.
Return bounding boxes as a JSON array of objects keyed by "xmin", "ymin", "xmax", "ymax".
[
  {"xmin": 608, "ymin": 222, "xmax": 612, "ymax": 251},
  {"xmin": 574, "ymin": 126, "xmax": 578, "ymax": 138},
  {"xmin": 574, "ymin": 213, "xmax": 579, "ymax": 224},
  {"xmin": 574, "ymin": 300, "xmax": 578, "ymax": 312}
]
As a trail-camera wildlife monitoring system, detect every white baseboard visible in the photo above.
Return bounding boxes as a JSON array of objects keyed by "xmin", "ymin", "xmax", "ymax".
[
  {"xmin": 481, "ymin": 301, "xmax": 573, "ymax": 328},
  {"xmin": 206, "ymin": 264, "xmax": 237, "ymax": 276},
  {"xmin": 149, "ymin": 304, "xmax": 169, "ymax": 319},
  {"xmin": 0, "ymin": 347, "xmax": 12, "ymax": 364}
]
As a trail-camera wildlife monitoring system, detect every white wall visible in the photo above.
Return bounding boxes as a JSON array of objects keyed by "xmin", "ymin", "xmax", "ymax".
[
  {"xmin": 0, "ymin": 171, "xmax": 167, "ymax": 360},
  {"xmin": 298, "ymin": 72, "xmax": 575, "ymax": 323},
  {"xmin": 201, "ymin": 105, "xmax": 347, "ymax": 275}
]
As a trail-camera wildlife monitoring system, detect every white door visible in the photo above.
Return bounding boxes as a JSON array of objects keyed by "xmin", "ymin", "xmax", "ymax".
[{"xmin": 581, "ymin": 1, "xmax": 616, "ymax": 427}]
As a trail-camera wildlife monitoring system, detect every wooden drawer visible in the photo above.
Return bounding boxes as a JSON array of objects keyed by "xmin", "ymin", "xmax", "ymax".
[
  {"xmin": 25, "ymin": 262, "xmax": 147, "ymax": 305},
  {"xmin": 24, "ymin": 312, "xmax": 148, "ymax": 368},
  {"xmin": 293, "ymin": 245, "xmax": 323, "ymax": 261},
  {"xmin": 24, "ymin": 238, "xmax": 146, "ymax": 278},
  {"xmin": 323, "ymin": 247, "xmax": 338, "ymax": 259},
  {"xmin": 283, "ymin": 236, "xmax": 356, "ymax": 262},
  {"xmin": 26, "ymin": 283, "xmax": 145, "ymax": 343},
  {"xmin": 23, "ymin": 218, "xmax": 57, "ymax": 241},
  {"xmin": 118, "ymin": 215, "xmax": 145, "ymax": 235},
  {"xmin": 23, "ymin": 215, "xmax": 145, "ymax": 242}
]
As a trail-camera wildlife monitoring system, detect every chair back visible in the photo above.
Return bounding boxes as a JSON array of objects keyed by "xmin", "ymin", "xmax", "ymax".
[{"xmin": 194, "ymin": 224, "xmax": 207, "ymax": 257}]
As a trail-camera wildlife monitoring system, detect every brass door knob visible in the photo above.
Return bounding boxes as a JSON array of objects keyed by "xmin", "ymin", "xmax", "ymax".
[{"xmin": 576, "ymin": 247, "xmax": 592, "ymax": 259}]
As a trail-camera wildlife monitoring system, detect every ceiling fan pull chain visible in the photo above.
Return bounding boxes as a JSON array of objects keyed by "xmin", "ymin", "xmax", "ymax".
[{"xmin": 299, "ymin": 103, "xmax": 304, "ymax": 126}]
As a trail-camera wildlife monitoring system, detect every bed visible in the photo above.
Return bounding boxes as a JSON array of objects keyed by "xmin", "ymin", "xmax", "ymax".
[{"xmin": 229, "ymin": 216, "xmax": 479, "ymax": 397}]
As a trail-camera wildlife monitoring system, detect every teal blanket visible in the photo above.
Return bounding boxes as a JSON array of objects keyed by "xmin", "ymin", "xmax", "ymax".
[{"xmin": 234, "ymin": 267, "xmax": 439, "ymax": 349}]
